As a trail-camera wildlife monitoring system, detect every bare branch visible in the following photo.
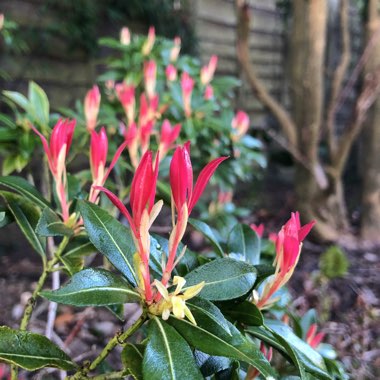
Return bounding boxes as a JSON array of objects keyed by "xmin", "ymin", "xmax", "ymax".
[
  {"xmin": 334, "ymin": 26, "xmax": 380, "ymax": 115},
  {"xmin": 326, "ymin": 0, "xmax": 351, "ymax": 157},
  {"xmin": 234, "ymin": 0, "xmax": 298, "ymax": 147},
  {"xmin": 264, "ymin": 127, "xmax": 328, "ymax": 189},
  {"xmin": 332, "ymin": 67, "xmax": 380, "ymax": 176}
]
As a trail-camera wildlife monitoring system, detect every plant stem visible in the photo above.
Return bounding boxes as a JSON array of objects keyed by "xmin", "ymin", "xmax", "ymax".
[
  {"xmin": 20, "ymin": 236, "xmax": 69, "ymax": 330},
  {"xmin": 67, "ymin": 312, "xmax": 147, "ymax": 379},
  {"xmin": 90, "ymin": 370, "xmax": 127, "ymax": 380},
  {"xmin": 10, "ymin": 236, "xmax": 70, "ymax": 380},
  {"xmin": 45, "ymin": 237, "xmax": 60, "ymax": 339}
]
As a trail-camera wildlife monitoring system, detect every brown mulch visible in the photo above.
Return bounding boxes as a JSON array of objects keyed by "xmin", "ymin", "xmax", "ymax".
[{"xmin": 289, "ymin": 239, "xmax": 379, "ymax": 380}]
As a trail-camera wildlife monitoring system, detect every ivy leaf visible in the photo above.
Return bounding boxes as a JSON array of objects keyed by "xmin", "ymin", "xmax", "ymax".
[
  {"xmin": 143, "ymin": 317, "xmax": 203, "ymax": 380},
  {"xmin": 78, "ymin": 200, "xmax": 137, "ymax": 286},
  {"xmin": 184, "ymin": 258, "xmax": 256, "ymax": 301},
  {"xmin": 0, "ymin": 326, "xmax": 75, "ymax": 370},
  {"xmin": 122, "ymin": 344, "xmax": 145, "ymax": 380},
  {"xmin": 0, "ymin": 176, "xmax": 50, "ymax": 209},
  {"xmin": 0, "ymin": 191, "xmax": 46, "ymax": 262},
  {"xmin": 41, "ymin": 268, "xmax": 140, "ymax": 306},
  {"xmin": 168, "ymin": 317, "xmax": 276, "ymax": 378},
  {"xmin": 189, "ymin": 218, "xmax": 224, "ymax": 257},
  {"xmin": 228, "ymin": 223, "xmax": 260, "ymax": 265},
  {"xmin": 36, "ymin": 207, "xmax": 73, "ymax": 237}
]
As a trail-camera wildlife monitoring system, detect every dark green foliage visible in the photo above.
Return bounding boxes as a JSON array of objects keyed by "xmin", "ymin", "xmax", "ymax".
[{"xmin": 0, "ymin": 326, "xmax": 76, "ymax": 370}]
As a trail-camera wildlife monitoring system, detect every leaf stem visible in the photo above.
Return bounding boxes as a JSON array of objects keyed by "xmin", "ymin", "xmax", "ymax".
[
  {"xmin": 10, "ymin": 236, "xmax": 70, "ymax": 380},
  {"xmin": 67, "ymin": 312, "xmax": 147, "ymax": 379}
]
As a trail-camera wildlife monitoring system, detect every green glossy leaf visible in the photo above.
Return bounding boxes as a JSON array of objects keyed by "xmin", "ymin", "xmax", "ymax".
[
  {"xmin": 318, "ymin": 343, "xmax": 337, "ymax": 360},
  {"xmin": 0, "ymin": 114, "xmax": 16, "ymax": 129},
  {"xmin": 223, "ymin": 301, "xmax": 263, "ymax": 326},
  {"xmin": 0, "ymin": 191, "xmax": 46, "ymax": 261},
  {"xmin": 246, "ymin": 321, "xmax": 331, "ymax": 380},
  {"xmin": 63, "ymin": 240, "xmax": 96, "ymax": 258},
  {"xmin": 67, "ymin": 173, "xmax": 82, "ymax": 200},
  {"xmin": 188, "ymin": 297, "xmax": 232, "ymax": 335},
  {"xmin": 228, "ymin": 223, "xmax": 260, "ymax": 265},
  {"xmin": 41, "ymin": 268, "xmax": 140, "ymax": 306},
  {"xmin": 184, "ymin": 258, "xmax": 256, "ymax": 301},
  {"xmin": 214, "ymin": 359, "xmax": 241, "ymax": 380},
  {"xmin": 194, "ymin": 351, "xmax": 232, "ymax": 377},
  {"xmin": 59, "ymin": 255, "xmax": 84, "ymax": 276},
  {"xmin": 78, "ymin": 200, "xmax": 137, "ymax": 285},
  {"xmin": 3, "ymin": 90, "xmax": 30, "ymax": 111},
  {"xmin": 169, "ymin": 317, "xmax": 276, "ymax": 378},
  {"xmin": 245, "ymin": 326, "xmax": 284, "ymax": 353},
  {"xmin": 2, "ymin": 154, "xmax": 26, "ymax": 176},
  {"xmin": 0, "ymin": 176, "xmax": 50, "ymax": 209},
  {"xmin": 240, "ymin": 135, "xmax": 263, "ymax": 149},
  {"xmin": 189, "ymin": 218, "xmax": 224, "ymax": 257},
  {"xmin": 122, "ymin": 344, "xmax": 145, "ymax": 380},
  {"xmin": 265, "ymin": 320, "xmax": 330, "ymax": 380},
  {"xmin": 152, "ymin": 234, "xmax": 199, "ymax": 277},
  {"xmin": 0, "ymin": 326, "xmax": 75, "ymax": 370},
  {"xmin": 60, "ymin": 240, "xmax": 96, "ymax": 275},
  {"xmin": 0, "ymin": 207, "xmax": 14, "ymax": 228},
  {"xmin": 147, "ymin": 236, "xmax": 165, "ymax": 278},
  {"xmin": 143, "ymin": 318, "xmax": 203, "ymax": 380},
  {"xmin": 212, "ymin": 76, "xmax": 241, "ymax": 92},
  {"xmin": 323, "ymin": 357, "xmax": 348, "ymax": 379},
  {"xmin": 255, "ymin": 264, "xmax": 275, "ymax": 287},
  {"xmin": 300, "ymin": 309, "xmax": 318, "ymax": 339},
  {"xmin": 36, "ymin": 207, "xmax": 73, "ymax": 237},
  {"xmin": 28, "ymin": 81, "xmax": 49, "ymax": 127},
  {"xmin": 107, "ymin": 304, "xmax": 125, "ymax": 321}
]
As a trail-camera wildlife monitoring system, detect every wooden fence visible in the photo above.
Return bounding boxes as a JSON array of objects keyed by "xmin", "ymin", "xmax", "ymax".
[
  {"xmin": 0, "ymin": 0, "xmax": 100, "ymax": 108},
  {"xmin": 0, "ymin": 0, "xmax": 363, "ymax": 127},
  {"xmin": 192, "ymin": 0, "xmax": 285, "ymax": 124}
]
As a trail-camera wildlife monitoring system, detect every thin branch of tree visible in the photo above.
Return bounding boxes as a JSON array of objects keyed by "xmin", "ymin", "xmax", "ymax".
[
  {"xmin": 334, "ymin": 25, "xmax": 380, "ymax": 116},
  {"xmin": 332, "ymin": 67, "xmax": 380, "ymax": 176},
  {"xmin": 234, "ymin": 0, "xmax": 298, "ymax": 148},
  {"xmin": 234, "ymin": 0, "xmax": 330, "ymax": 190},
  {"xmin": 326, "ymin": 0, "xmax": 351, "ymax": 158}
]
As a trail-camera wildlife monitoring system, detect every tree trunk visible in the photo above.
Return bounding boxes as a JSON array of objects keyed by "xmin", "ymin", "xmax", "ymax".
[
  {"xmin": 289, "ymin": 0, "xmax": 347, "ymax": 240},
  {"xmin": 235, "ymin": 0, "xmax": 355, "ymax": 241},
  {"xmin": 295, "ymin": 166, "xmax": 348, "ymax": 241},
  {"xmin": 361, "ymin": 0, "xmax": 380, "ymax": 241}
]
